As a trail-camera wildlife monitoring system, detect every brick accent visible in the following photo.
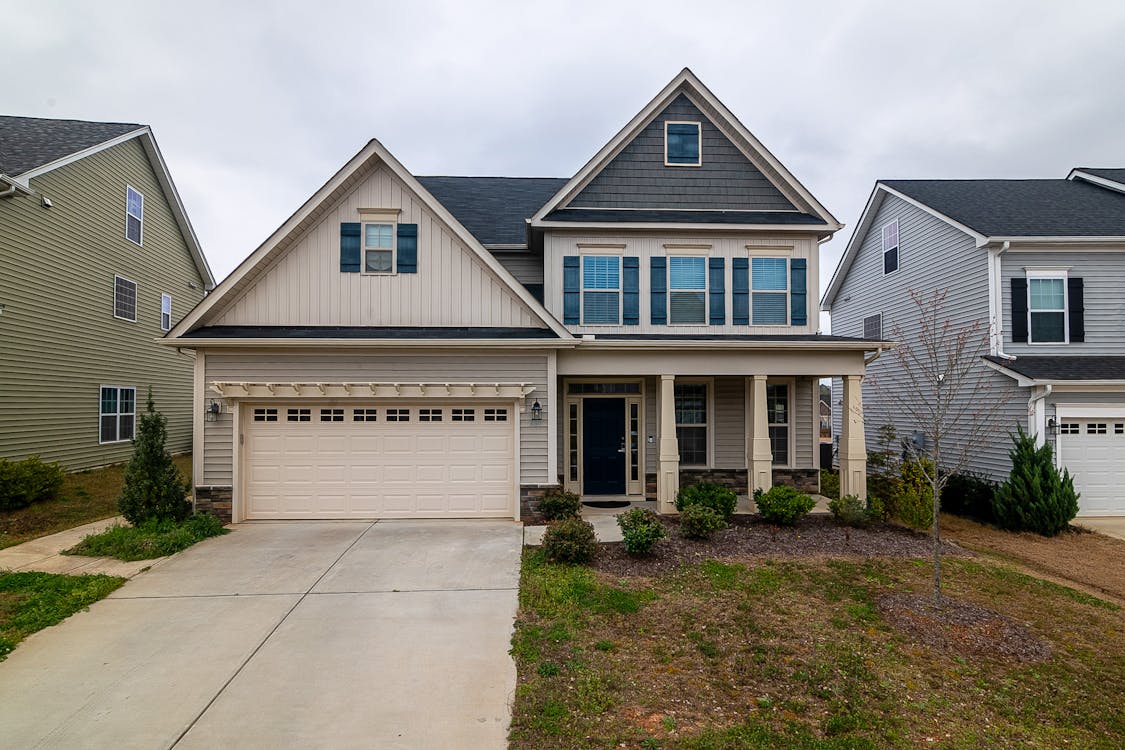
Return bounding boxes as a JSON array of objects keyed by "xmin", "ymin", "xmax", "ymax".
[
  {"xmin": 195, "ymin": 486, "xmax": 232, "ymax": 523},
  {"xmin": 680, "ymin": 468, "xmax": 749, "ymax": 495},
  {"xmin": 520, "ymin": 485, "xmax": 561, "ymax": 524},
  {"xmin": 772, "ymin": 468, "xmax": 820, "ymax": 494}
]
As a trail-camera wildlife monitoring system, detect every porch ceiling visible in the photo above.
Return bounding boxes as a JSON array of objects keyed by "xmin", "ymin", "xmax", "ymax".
[{"xmin": 557, "ymin": 347, "xmax": 869, "ymax": 376}]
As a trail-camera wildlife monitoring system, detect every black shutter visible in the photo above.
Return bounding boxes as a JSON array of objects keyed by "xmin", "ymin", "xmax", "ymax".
[
  {"xmin": 339, "ymin": 223, "xmax": 361, "ymax": 273},
  {"xmin": 1068, "ymin": 277, "xmax": 1085, "ymax": 343},
  {"xmin": 1011, "ymin": 277, "xmax": 1028, "ymax": 343}
]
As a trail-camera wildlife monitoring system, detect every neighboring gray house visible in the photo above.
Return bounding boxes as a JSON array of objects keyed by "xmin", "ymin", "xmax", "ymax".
[
  {"xmin": 164, "ymin": 69, "xmax": 883, "ymax": 523},
  {"xmin": 823, "ymin": 168, "xmax": 1125, "ymax": 516},
  {"xmin": 0, "ymin": 116, "xmax": 214, "ymax": 469}
]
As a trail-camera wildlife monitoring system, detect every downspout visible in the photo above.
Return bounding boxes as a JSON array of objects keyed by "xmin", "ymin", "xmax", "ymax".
[
  {"xmin": 989, "ymin": 241, "xmax": 1016, "ymax": 360},
  {"xmin": 1028, "ymin": 383, "xmax": 1052, "ymax": 446},
  {"xmin": 0, "ymin": 177, "xmax": 17, "ymax": 199}
]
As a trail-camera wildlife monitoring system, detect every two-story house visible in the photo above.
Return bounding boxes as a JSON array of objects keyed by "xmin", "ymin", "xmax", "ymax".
[
  {"xmin": 823, "ymin": 169, "xmax": 1125, "ymax": 517},
  {"xmin": 0, "ymin": 116, "xmax": 214, "ymax": 470},
  {"xmin": 164, "ymin": 69, "xmax": 881, "ymax": 523}
]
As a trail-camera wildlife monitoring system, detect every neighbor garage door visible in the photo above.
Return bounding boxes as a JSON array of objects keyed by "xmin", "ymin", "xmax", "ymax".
[
  {"xmin": 1057, "ymin": 419, "xmax": 1125, "ymax": 516},
  {"xmin": 243, "ymin": 402, "xmax": 515, "ymax": 519}
]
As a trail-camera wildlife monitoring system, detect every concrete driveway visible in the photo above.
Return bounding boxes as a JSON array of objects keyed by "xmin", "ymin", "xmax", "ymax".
[
  {"xmin": 0, "ymin": 520, "xmax": 522, "ymax": 749},
  {"xmin": 1077, "ymin": 516, "xmax": 1125, "ymax": 541}
]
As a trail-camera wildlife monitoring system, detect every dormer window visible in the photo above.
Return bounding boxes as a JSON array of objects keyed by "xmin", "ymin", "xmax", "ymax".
[
  {"xmin": 665, "ymin": 121, "xmax": 701, "ymax": 166},
  {"xmin": 363, "ymin": 222, "xmax": 395, "ymax": 274}
]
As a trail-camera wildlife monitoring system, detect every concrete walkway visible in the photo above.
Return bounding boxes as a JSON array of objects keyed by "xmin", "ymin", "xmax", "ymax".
[
  {"xmin": 0, "ymin": 516, "xmax": 163, "ymax": 578},
  {"xmin": 0, "ymin": 519, "xmax": 523, "ymax": 749},
  {"xmin": 1076, "ymin": 516, "xmax": 1125, "ymax": 541}
]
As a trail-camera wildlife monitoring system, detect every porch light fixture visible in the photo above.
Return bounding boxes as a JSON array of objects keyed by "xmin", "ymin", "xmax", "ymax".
[
  {"xmin": 205, "ymin": 399, "xmax": 221, "ymax": 422},
  {"xmin": 530, "ymin": 399, "xmax": 543, "ymax": 423},
  {"xmin": 1046, "ymin": 417, "xmax": 1057, "ymax": 436}
]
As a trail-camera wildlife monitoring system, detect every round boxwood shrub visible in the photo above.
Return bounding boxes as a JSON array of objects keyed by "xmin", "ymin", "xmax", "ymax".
[
  {"xmin": 678, "ymin": 503, "xmax": 727, "ymax": 539},
  {"xmin": 0, "ymin": 455, "xmax": 65, "ymax": 512},
  {"xmin": 541, "ymin": 517, "xmax": 598, "ymax": 564},
  {"xmin": 616, "ymin": 507, "xmax": 666, "ymax": 556},
  {"xmin": 755, "ymin": 485, "xmax": 816, "ymax": 525},
  {"xmin": 538, "ymin": 489, "xmax": 581, "ymax": 521},
  {"xmin": 675, "ymin": 481, "xmax": 738, "ymax": 520}
]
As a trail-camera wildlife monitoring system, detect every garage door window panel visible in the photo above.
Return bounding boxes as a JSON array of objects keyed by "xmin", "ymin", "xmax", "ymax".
[
  {"xmin": 420, "ymin": 408, "xmax": 443, "ymax": 422},
  {"xmin": 387, "ymin": 409, "xmax": 410, "ymax": 422},
  {"xmin": 288, "ymin": 408, "xmax": 311, "ymax": 422},
  {"xmin": 253, "ymin": 408, "xmax": 278, "ymax": 422},
  {"xmin": 320, "ymin": 409, "xmax": 344, "ymax": 422},
  {"xmin": 353, "ymin": 408, "xmax": 377, "ymax": 422},
  {"xmin": 453, "ymin": 408, "xmax": 475, "ymax": 422}
]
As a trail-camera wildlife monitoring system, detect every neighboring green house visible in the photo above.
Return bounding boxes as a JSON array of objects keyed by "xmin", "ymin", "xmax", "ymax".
[{"xmin": 0, "ymin": 116, "xmax": 214, "ymax": 470}]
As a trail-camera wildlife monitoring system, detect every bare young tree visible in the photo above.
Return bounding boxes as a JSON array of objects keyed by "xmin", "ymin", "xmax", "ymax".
[{"xmin": 872, "ymin": 289, "xmax": 1011, "ymax": 601}]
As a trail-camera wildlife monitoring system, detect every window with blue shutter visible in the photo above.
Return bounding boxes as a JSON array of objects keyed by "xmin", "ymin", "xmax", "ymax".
[
  {"xmin": 650, "ymin": 257, "xmax": 667, "ymax": 324},
  {"xmin": 709, "ymin": 257, "xmax": 725, "ymax": 325},
  {"xmin": 668, "ymin": 256, "xmax": 706, "ymax": 324},
  {"xmin": 396, "ymin": 224, "xmax": 418, "ymax": 273},
  {"xmin": 790, "ymin": 258, "xmax": 807, "ymax": 326},
  {"xmin": 563, "ymin": 256, "xmax": 580, "ymax": 324},
  {"xmin": 732, "ymin": 258, "xmax": 749, "ymax": 325},
  {"xmin": 339, "ymin": 223, "xmax": 361, "ymax": 273},
  {"xmin": 751, "ymin": 257, "xmax": 787, "ymax": 325},
  {"xmin": 582, "ymin": 256, "xmax": 621, "ymax": 324},
  {"xmin": 623, "ymin": 256, "xmax": 640, "ymax": 325}
]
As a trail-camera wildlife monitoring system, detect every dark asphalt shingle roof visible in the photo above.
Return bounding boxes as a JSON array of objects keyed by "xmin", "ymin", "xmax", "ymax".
[
  {"xmin": 543, "ymin": 208, "xmax": 828, "ymax": 225},
  {"xmin": 181, "ymin": 326, "xmax": 559, "ymax": 339},
  {"xmin": 417, "ymin": 176, "xmax": 567, "ymax": 246},
  {"xmin": 1078, "ymin": 168, "xmax": 1125, "ymax": 184},
  {"xmin": 882, "ymin": 179, "xmax": 1125, "ymax": 237},
  {"xmin": 0, "ymin": 115, "xmax": 143, "ymax": 176},
  {"xmin": 596, "ymin": 334, "xmax": 871, "ymax": 342},
  {"xmin": 985, "ymin": 355, "xmax": 1125, "ymax": 381}
]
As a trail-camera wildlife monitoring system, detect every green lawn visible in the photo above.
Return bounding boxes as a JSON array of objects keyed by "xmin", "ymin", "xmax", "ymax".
[
  {"xmin": 0, "ymin": 572, "xmax": 125, "ymax": 660},
  {"xmin": 0, "ymin": 455, "xmax": 192, "ymax": 550},
  {"xmin": 510, "ymin": 551, "xmax": 1124, "ymax": 749},
  {"xmin": 63, "ymin": 513, "xmax": 228, "ymax": 561}
]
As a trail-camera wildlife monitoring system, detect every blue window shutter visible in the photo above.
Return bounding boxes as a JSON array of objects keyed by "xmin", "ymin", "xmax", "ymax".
[
  {"xmin": 563, "ymin": 256, "xmax": 580, "ymax": 325},
  {"xmin": 708, "ymin": 257, "xmax": 725, "ymax": 325},
  {"xmin": 650, "ymin": 257, "xmax": 667, "ymax": 324},
  {"xmin": 732, "ymin": 258, "xmax": 749, "ymax": 325},
  {"xmin": 790, "ymin": 258, "xmax": 807, "ymax": 326},
  {"xmin": 623, "ymin": 256, "xmax": 640, "ymax": 325},
  {"xmin": 340, "ymin": 223, "xmax": 361, "ymax": 273},
  {"xmin": 396, "ymin": 224, "xmax": 418, "ymax": 273},
  {"xmin": 1011, "ymin": 278, "xmax": 1028, "ymax": 343}
]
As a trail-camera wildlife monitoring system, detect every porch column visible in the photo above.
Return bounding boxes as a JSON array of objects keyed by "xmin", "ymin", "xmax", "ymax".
[
  {"xmin": 657, "ymin": 374, "xmax": 680, "ymax": 514},
  {"xmin": 747, "ymin": 375, "xmax": 773, "ymax": 493},
  {"xmin": 838, "ymin": 375, "xmax": 867, "ymax": 500}
]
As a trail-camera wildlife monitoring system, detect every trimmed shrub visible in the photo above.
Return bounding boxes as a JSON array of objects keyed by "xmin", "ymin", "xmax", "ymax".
[
  {"xmin": 539, "ymin": 490, "xmax": 581, "ymax": 521},
  {"xmin": 755, "ymin": 485, "xmax": 816, "ymax": 525},
  {"xmin": 942, "ymin": 472, "xmax": 998, "ymax": 523},
  {"xmin": 679, "ymin": 504, "xmax": 727, "ymax": 539},
  {"xmin": 993, "ymin": 427, "xmax": 1079, "ymax": 536},
  {"xmin": 819, "ymin": 469, "xmax": 840, "ymax": 501},
  {"xmin": 888, "ymin": 458, "xmax": 934, "ymax": 531},
  {"xmin": 0, "ymin": 455, "xmax": 65, "ymax": 512},
  {"xmin": 675, "ymin": 482, "xmax": 738, "ymax": 520},
  {"xmin": 118, "ymin": 392, "xmax": 192, "ymax": 525},
  {"xmin": 616, "ymin": 507, "xmax": 666, "ymax": 556},
  {"xmin": 541, "ymin": 517, "xmax": 598, "ymax": 564},
  {"xmin": 828, "ymin": 494, "xmax": 868, "ymax": 527}
]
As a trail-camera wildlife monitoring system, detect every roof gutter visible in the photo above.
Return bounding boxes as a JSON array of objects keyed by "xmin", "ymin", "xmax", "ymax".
[{"xmin": 0, "ymin": 174, "xmax": 32, "ymax": 199}]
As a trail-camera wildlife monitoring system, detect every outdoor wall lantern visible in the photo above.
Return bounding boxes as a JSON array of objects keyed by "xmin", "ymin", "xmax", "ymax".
[
  {"xmin": 1046, "ymin": 417, "xmax": 1057, "ymax": 436},
  {"xmin": 205, "ymin": 399, "xmax": 221, "ymax": 422},
  {"xmin": 530, "ymin": 399, "xmax": 543, "ymax": 423}
]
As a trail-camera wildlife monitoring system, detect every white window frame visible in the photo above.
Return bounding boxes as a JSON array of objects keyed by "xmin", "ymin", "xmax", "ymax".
[
  {"xmin": 750, "ymin": 256, "xmax": 789, "ymax": 326},
  {"xmin": 99, "ymin": 385, "xmax": 136, "ymax": 444},
  {"xmin": 664, "ymin": 120, "xmax": 702, "ymax": 167},
  {"xmin": 125, "ymin": 185, "xmax": 144, "ymax": 246},
  {"xmin": 667, "ymin": 255, "xmax": 709, "ymax": 325},
  {"xmin": 674, "ymin": 378, "xmax": 713, "ymax": 468},
  {"xmin": 160, "ymin": 293, "xmax": 172, "ymax": 332},
  {"xmin": 882, "ymin": 220, "xmax": 899, "ymax": 276},
  {"xmin": 361, "ymin": 220, "xmax": 397, "ymax": 275},
  {"xmin": 580, "ymin": 253, "xmax": 622, "ymax": 326},
  {"xmin": 113, "ymin": 274, "xmax": 138, "ymax": 323},
  {"xmin": 1025, "ymin": 268, "xmax": 1069, "ymax": 345},
  {"xmin": 766, "ymin": 378, "xmax": 795, "ymax": 468}
]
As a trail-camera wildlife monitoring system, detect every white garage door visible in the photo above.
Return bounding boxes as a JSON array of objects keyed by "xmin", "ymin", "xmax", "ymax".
[
  {"xmin": 1058, "ymin": 419, "xmax": 1125, "ymax": 516},
  {"xmin": 244, "ymin": 402, "xmax": 515, "ymax": 519}
]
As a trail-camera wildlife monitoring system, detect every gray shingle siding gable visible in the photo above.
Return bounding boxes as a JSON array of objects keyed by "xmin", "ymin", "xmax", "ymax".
[{"xmin": 568, "ymin": 94, "xmax": 796, "ymax": 211}]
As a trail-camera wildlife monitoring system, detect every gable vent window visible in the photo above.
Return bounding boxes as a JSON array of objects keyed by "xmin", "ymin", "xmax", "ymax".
[
  {"xmin": 364, "ymin": 222, "xmax": 395, "ymax": 273},
  {"xmin": 882, "ymin": 220, "xmax": 899, "ymax": 275},
  {"xmin": 114, "ymin": 275, "xmax": 138, "ymax": 322},
  {"xmin": 863, "ymin": 314, "xmax": 883, "ymax": 341},
  {"xmin": 751, "ymin": 258, "xmax": 788, "ymax": 325},
  {"xmin": 665, "ymin": 121, "xmax": 701, "ymax": 166},
  {"xmin": 126, "ymin": 186, "xmax": 144, "ymax": 245},
  {"xmin": 668, "ymin": 256, "xmax": 707, "ymax": 324},
  {"xmin": 582, "ymin": 256, "xmax": 621, "ymax": 324}
]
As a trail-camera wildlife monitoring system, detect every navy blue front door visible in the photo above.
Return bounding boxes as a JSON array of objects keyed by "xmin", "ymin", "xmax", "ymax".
[{"xmin": 582, "ymin": 398, "xmax": 626, "ymax": 495}]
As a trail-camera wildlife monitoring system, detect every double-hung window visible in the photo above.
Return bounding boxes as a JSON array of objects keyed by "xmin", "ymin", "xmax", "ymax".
[
  {"xmin": 160, "ymin": 294, "xmax": 172, "ymax": 331},
  {"xmin": 114, "ymin": 275, "xmax": 138, "ymax": 322},
  {"xmin": 582, "ymin": 256, "xmax": 620, "ymax": 324},
  {"xmin": 100, "ymin": 386, "xmax": 136, "ymax": 443},
  {"xmin": 665, "ymin": 121, "xmax": 701, "ymax": 166},
  {"xmin": 668, "ymin": 256, "xmax": 707, "ymax": 324},
  {"xmin": 674, "ymin": 382, "xmax": 708, "ymax": 466},
  {"xmin": 766, "ymin": 383, "xmax": 790, "ymax": 465},
  {"xmin": 363, "ymin": 222, "xmax": 395, "ymax": 273},
  {"xmin": 1028, "ymin": 273, "xmax": 1067, "ymax": 343},
  {"xmin": 882, "ymin": 220, "xmax": 899, "ymax": 274},
  {"xmin": 126, "ymin": 186, "xmax": 143, "ymax": 245},
  {"xmin": 751, "ymin": 257, "xmax": 788, "ymax": 325}
]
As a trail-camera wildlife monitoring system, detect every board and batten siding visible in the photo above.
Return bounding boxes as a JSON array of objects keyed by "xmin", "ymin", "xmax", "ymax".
[
  {"xmin": 1001, "ymin": 249, "xmax": 1125, "ymax": 355},
  {"xmin": 0, "ymin": 138, "xmax": 205, "ymax": 469},
  {"xmin": 544, "ymin": 232, "xmax": 820, "ymax": 336},
  {"xmin": 211, "ymin": 166, "xmax": 544, "ymax": 329},
  {"xmin": 828, "ymin": 194, "xmax": 1025, "ymax": 481},
  {"xmin": 491, "ymin": 252, "xmax": 544, "ymax": 286},
  {"xmin": 201, "ymin": 351, "xmax": 551, "ymax": 486}
]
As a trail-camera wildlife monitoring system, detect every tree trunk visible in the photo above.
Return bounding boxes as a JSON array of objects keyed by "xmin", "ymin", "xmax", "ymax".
[{"xmin": 932, "ymin": 474, "xmax": 941, "ymax": 602}]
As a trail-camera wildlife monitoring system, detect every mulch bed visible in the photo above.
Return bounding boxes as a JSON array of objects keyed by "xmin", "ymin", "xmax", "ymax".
[{"xmin": 593, "ymin": 514, "xmax": 969, "ymax": 577}]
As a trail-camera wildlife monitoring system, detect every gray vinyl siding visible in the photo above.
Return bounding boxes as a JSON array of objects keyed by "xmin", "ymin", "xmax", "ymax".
[
  {"xmin": 0, "ymin": 138, "xmax": 205, "ymax": 469},
  {"xmin": 1001, "ymin": 249, "xmax": 1125, "ymax": 354},
  {"xmin": 795, "ymin": 377, "xmax": 814, "ymax": 469},
  {"xmin": 713, "ymin": 377, "xmax": 745, "ymax": 468},
  {"xmin": 201, "ymin": 351, "xmax": 550, "ymax": 486},
  {"xmin": 568, "ymin": 94, "xmax": 795, "ymax": 211},
  {"xmin": 828, "ymin": 194, "xmax": 1024, "ymax": 481},
  {"xmin": 492, "ymin": 251, "xmax": 544, "ymax": 286}
]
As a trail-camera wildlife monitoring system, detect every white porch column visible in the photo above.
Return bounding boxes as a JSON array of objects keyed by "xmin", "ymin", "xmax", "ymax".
[
  {"xmin": 838, "ymin": 374, "xmax": 867, "ymax": 500},
  {"xmin": 657, "ymin": 374, "xmax": 680, "ymax": 514},
  {"xmin": 747, "ymin": 375, "xmax": 773, "ymax": 493}
]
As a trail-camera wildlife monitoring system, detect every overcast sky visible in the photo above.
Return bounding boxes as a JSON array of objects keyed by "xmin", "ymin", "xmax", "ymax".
[{"xmin": 5, "ymin": 0, "xmax": 1125, "ymax": 330}]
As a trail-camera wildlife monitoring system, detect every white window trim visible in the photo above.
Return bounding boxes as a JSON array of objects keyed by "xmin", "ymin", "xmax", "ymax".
[
  {"xmin": 113, "ymin": 274, "xmax": 138, "ymax": 323},
  {"xmin": 98, "ymin": 385, "xmax": 137, "ymax": 445},
  {"xmin": 881, "ymin": 219, "xmax": 899, "ymax": 276},
  {"xmin": 360, "ymin": 220, "xmax": 397, "ymax": 276},
  {"xmin": 667, "ymin": 255, "xmax": 709, "ymax": 326},
  {"xmin": 766, "ymin": 378, "xmax": 796, "ymax": 468},
  {"xmin": 750, "ymin": 256, "xmax": 789, "ymax": 327},
  {"xmin": 160, "ymin": 293, "xmax": 172, "ymax": 332},
  {"xmin": 664, "ymin": 120, "xmax": 702, "ymax": 167},
  {"xmin": 125, "ymin": 185, "xmax": 143, "ymax": 246},
  {"xmin": 1025, "ymin": 268, "xmax": 1069, "ymax": 345},
  {"xmin": 580, "ymin": 253, "xmax": 623, "ymax": 326},
  {"xmin": 674, "ymin": 377, "xmax": 713, "ymax": 468}
]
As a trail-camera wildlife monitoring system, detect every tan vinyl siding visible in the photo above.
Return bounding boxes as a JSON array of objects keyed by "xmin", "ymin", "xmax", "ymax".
[
  {"xmin": 794, "ymin": 376, "xmax": 813, "ymax": 468},
  {"xmin": 211, "ymin": 167, "xmax": 544, "ymax": 328},
  {"xmin": 0, "ymin": 138, "xmax": 205, "ymax": 469},
  {"xmin": 713, "ymin": 376, "xmax": 745, "ymax": 467},
  {"xmin": 201, "ymin": 350, "xmax": 550, "ymax": 486}
]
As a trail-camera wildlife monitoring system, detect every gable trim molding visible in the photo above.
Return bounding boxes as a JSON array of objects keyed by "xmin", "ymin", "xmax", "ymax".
[{"xmin": 1067, "ymin": 169, "xmax": 1125, "ymax": 195}]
